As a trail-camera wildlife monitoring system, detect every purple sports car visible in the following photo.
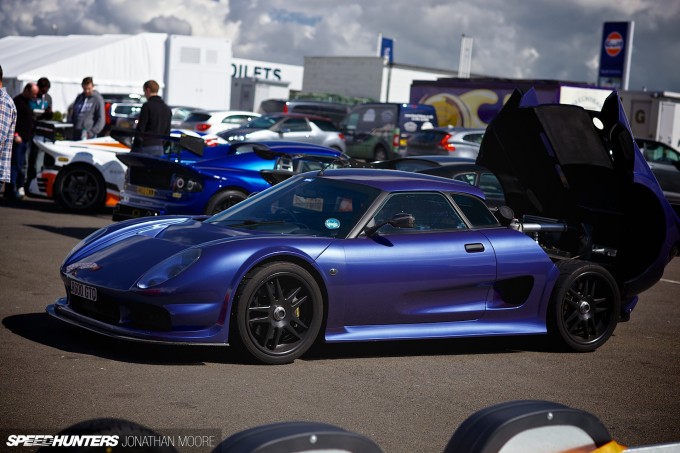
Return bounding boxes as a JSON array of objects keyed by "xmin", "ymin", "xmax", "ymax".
[{"xmin": 46, "ymin": 90, "xmax": 680, "ymax": 364}]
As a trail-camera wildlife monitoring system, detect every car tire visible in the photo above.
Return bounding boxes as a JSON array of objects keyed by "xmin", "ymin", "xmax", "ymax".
[
  {"xmin": 374, "ymin": 145, "xmax": 388, "ymax": 161},
  {"xmin": 547, "ymin": 260, "xmax": 620, "ymax": 352},
  {"xmin": 53, "ymin": 164, "xmax": 106, "ymax": 212},
  {"xmin": 205, "ymin": 189, "xmax": 248, "ymax": 215},
  {"xmin": 235, "ymin": 262, "xmax": 323, "ymax": 365}
]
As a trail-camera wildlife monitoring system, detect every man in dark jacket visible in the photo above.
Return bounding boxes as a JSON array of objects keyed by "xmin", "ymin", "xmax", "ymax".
[
  {"xmin": 7, "ymin": 83, "xmax": 37, "ymax": 199},
  {"xmin": 133, "ymin": 80, "xmax": 172, "ymax": 156}
]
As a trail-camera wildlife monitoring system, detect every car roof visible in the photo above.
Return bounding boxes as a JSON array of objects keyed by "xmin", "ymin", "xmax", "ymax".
[
  {"xmin": 636, "ymin": 137, "xmax": 680, "ymax": 151},
  {"xmin": 310, "ymin": 168, "xmax": 485, "ymax": 197},
  {"xmin": 237, "ymin": 140, "xmax": 341, "ymax": 156},
  {"xmin": 196, "ymin": 110, "xmax": 259, "ymax": 116},
  {"xmin": 419, "ymin": 162, "xmax": 492, "ymax": 173},
  {"xmin": 263, "ymin": 112, "xmax": 334, "ymax": 121},
  {"xmin": 430, "ymin": 126, "xmax": 486, "ymax": 133}
]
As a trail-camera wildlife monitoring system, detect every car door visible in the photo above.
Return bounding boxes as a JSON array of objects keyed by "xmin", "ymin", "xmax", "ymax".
[{"xmin": 338, "ymin": 192, "xmax": 496, "ymax": 327}]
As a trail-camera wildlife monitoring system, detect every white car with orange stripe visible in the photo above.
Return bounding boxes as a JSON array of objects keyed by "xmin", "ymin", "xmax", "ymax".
[
  {"xmin": 29, "ymin": 130, "xmax": 215, "ymax": 212},
  {"xmin": 29, "ymin": 135, "xmax": 131, "ymax": 212}
]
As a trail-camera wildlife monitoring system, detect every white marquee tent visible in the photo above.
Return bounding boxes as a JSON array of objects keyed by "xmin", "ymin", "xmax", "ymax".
[{"xmin": 0, "ymin": 33, "xmax": 211, "ymax": 113}]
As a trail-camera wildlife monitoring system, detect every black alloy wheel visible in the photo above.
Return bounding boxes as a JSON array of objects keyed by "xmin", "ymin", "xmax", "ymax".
[
  {"xmin": 205, "ymin": 189, "xmax": 248, "ymax": 215},
  {"xmin": 54, "ymin": 165, "xmax": 106, "ymax": 212},
  {"xmin": 548, "ymin": 260, "xmax": 620, "ymax": 352},
  {"xmin": 236, "ymin": 262, "xmax": 323, "ymax": 364}
]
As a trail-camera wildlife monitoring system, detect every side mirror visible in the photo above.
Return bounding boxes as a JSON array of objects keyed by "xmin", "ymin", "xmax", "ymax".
[
  {"xmin": 491, "ymin": 205, "xmax": 514, "ymax": 226},
  {"xmin": 364, "ymin": 212, "xmax": 415, "ymax": 236}
]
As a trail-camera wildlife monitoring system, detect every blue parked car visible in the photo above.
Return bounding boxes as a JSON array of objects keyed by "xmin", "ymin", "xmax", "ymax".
[
  {"xmin": 112, "ymin": 139, "xmax": 345, "ymax": 220},
  {"xmin": 47, "ymin": 89, "xmax": 680, "ymax": 364}
]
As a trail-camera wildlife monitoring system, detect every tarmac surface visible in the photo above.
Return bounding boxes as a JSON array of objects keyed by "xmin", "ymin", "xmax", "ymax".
[{"xmin": 1, "ymin": 197, "xmax": 679, "ymax": 452}]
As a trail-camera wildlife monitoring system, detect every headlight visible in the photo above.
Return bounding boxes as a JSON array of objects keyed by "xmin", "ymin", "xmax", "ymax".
[{"xmin": 136, "ymin": 248, "xmax": 201, "ymax": 289}]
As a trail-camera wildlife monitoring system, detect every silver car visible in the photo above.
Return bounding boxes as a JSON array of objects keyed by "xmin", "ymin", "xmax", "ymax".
[
  {"xmin": 405, "ymin": 127, "xmax": 485, "ymax": 159},
  {"xmin": 636, "ymin": 138, "xmax": 680, "ymax": 213},
  {"xmin": 217, "ymin": 113, "xmax": 346, "ymax": 152},
  {"xmin": 178, "ymin": 110, "xmax": 260, "ymax": 134}
]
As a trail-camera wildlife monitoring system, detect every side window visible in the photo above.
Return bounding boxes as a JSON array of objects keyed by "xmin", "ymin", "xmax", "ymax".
[
  {"xmin": 222, "ymin": 115, "xmax": 253, "ymax": 125},
  {"xmin": 478, "ymin": 172, "xmax": 505, "ymax": 200},
  {"xmin": 311, "ymin": 119, "xmax": 338, "ymax": 131},
  {"xmin": 343, "ymin": 112, "xmax": 359, "ymax": 131},
  {"xmin": 452, "ymin": 194, "xmax": 499, "ymax": 227},
  {"xmin": 371, "ymin": 192, "xmax": 466, "ymax": 234},
  {"xmin": 453, "ymin": 172, "xmax": 477, "ymax": 185},
  {"xmin": 357, "ymin": 108, "xmax": 379, "ymax": 133},
  {"xmin": 463, "ymin": 133, "xmax": 485, "ymax": 144},
  {"xmin": 280, "ymin": 118, "xmax": 311, "ymax": 132}
]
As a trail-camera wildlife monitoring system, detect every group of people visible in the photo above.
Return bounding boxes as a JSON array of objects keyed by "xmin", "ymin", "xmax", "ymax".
[{"xmin": 0, "ymin": 69, "xmax": 172, "ymax": 200}]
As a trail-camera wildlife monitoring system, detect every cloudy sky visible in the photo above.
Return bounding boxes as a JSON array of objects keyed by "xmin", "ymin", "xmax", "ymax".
[{"xmin": 2, "ymin": 0, "xmax": 678, "ymax": 92}]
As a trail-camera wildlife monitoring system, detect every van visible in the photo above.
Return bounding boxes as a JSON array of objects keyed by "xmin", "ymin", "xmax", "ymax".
[
  {"xmin": 340, "ymin": 103, "xmax": 438, "ymax": 161},
  {"xmin": 259, "ymin": 99, "xmax": 350, "ymax": 128}
]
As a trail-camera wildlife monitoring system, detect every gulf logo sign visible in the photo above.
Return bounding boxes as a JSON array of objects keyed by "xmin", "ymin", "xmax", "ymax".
[{"xmin": 604, "ymin": 31, "xmax": 624, "ymax": 57}]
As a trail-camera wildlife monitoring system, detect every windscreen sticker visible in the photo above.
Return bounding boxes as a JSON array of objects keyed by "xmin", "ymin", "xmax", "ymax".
[
  {"xmin": 293, "ymin": 194, "xmax": 323, "ymax": 212},
  {"xmin": 325, "ymin": 218, "xmax": 341, "ymax": 230}
]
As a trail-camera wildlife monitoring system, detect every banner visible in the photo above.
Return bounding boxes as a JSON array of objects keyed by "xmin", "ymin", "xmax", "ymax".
[
  {"xmin": 598, "ymin": 21, "xmax": 634, "ymax": 90},
  {"xmin": 377, "ymin": 34, "xmax": 394, "ymax": 64}
]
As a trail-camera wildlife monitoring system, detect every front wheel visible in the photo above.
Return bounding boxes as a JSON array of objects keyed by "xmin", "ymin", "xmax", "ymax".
[
  {"xmin": 53, "ymin": 165, "xmax": 106, "ymax": 212},
  {"xmin": 547, "ymin": 260, "xmax": 620, "ymax": 352},
  {"xmin": 236, "ymin": 262, "xmax": 323, "ymax": 364}
]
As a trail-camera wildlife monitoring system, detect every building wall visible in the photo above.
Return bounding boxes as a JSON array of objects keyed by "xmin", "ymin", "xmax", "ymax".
[
  {"xmin": 303, "ymin": 56, "xmax": 457, "ymax": 103},
  {"xmin": 303, "ymin": 57, "xmax": 386, "ymax": 101},
  {"xmin": 231, "ymin": 58, "xmax": 303, "ymax": 91}
]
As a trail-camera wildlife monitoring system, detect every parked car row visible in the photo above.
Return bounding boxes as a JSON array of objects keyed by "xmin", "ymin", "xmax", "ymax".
[
  {"xmin": 99, "ymin": 95, "xmax": 456, "ymax": 162},
  {"xmin": 26, "ymin": 90, "xmax": 679, "ymax": 222}
]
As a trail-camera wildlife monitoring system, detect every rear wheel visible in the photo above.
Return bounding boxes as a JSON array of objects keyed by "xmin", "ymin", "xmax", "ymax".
[
  {"xmin": 53, "ymin": 165, "xmax": 106, "ymax": 212},
  {"xmin": 205, "ymin": 189, "xmax": 247, "ymax": 215},
  {"xmin": 547, "ymin": 260, "xmax": 620, "ymax": 352},
  {"xmin": 235, "ymin": 262, "xmax": 323, "ymax": 364}
]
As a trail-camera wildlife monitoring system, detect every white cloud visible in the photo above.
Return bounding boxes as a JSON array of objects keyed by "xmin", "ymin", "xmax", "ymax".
[{"xmin": 0, "ymin": 0, "xmax": 678, "ymax": 91}]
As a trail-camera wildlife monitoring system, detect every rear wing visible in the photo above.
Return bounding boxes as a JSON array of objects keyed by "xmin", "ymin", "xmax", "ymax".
[{"xmin": 34, "ymin": 121, "xmax": 74, "ymax": 141}]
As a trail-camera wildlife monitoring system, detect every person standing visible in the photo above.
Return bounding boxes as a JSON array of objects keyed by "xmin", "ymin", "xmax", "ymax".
[
  {"xmin": 0, "ymin": 66, "xmax": 17, "ymax": 195},
  {"xmin": 68, "ymin": 76, "xmax": 105, "ymax": 140},
  {"xmin": 31, "ymin": 77, "xmax": 53, "ymax": 121},
  {"xmin": 8, "ymin": 82, "xmax": 38, "ymax": 199},
  {"xmin": 28, "ymin": 77, "xmax": 54, "ymax": 188},
  {"xmin": 133, "ymin": 80, "xmax": 172, "ymax": 156}
]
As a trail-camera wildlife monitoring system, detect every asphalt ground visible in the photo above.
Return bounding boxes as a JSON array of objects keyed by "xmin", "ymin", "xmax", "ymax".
[{"xmin": 1, "ymin": 197, "xmax": 679, "ymax": 453}]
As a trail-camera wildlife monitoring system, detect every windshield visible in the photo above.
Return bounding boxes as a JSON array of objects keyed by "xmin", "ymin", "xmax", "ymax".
[{"xmin": 207, "ymin": 175, "xmax": 381, "ymax": 237}]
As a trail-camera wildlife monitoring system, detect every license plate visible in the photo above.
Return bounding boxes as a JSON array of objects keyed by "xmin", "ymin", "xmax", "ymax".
[
  {"xmin": 137, "ymin": 186, "xmax": 156, "ymax": 197},
  {"xmin": 71, "ymin": 281, "xmax": 97, "ymax": 301}
]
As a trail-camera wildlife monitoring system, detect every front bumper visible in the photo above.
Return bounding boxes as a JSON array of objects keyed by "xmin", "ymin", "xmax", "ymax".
[{"xmin": 46, "ymin": 298, "xmax": 229, "ymax": 346}]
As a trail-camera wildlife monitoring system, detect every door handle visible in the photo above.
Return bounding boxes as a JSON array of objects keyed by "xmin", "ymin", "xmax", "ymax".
[{"xmin": 465, "ymin": 243, "xmax": 485, "ymax": 253}]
